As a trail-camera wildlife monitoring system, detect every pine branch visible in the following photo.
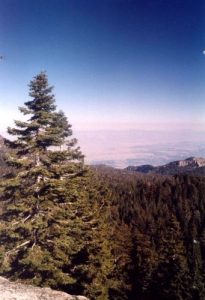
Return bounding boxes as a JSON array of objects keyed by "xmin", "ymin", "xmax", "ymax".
[
  {"xmin": 18, "ymin": 106, "xmax": 32, "ymax": 115},
  {"xmin": 5, "ymin": 240, "xmax": 31, "ymax": 257}
]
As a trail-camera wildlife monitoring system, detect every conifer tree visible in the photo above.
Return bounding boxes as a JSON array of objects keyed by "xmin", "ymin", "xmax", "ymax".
[
  {"xmin": 0, "ymin": 72, "xmax": 96, "ymax": 293},
  {"xmin": 150, "ymin": 215, "xmax": 192, "ymax": 299}
]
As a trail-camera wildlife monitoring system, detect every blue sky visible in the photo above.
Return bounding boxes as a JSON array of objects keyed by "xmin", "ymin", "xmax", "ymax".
[
  {"xmin": 0, "ymin": 0, "xmax": 205, "ymax": 131},
  {"xmin": 0, "ymin": 0, "xmax": 205, "ymax": 166}
]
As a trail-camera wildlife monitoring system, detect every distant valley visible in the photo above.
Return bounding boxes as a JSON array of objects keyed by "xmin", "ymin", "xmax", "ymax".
[
  {"xmin": 1, "ymin": 132, "xmax": 205, "ymax": 176},
  {"xmin": 75, "ymin": 129, "xmax": 205, "ymax": 168}
]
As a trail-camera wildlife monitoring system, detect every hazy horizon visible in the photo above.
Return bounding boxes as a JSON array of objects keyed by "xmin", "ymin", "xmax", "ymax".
[
  {"xmin": 2, "ymin": 126, "xmax": 205, "ymax": 168},
  {"xmin": 0, "ymin": 0, "xmax": 204, "ymax": 167},
  {"xmin": 75, "ymin": 128, "xmax": 205, "ymax": 168}
]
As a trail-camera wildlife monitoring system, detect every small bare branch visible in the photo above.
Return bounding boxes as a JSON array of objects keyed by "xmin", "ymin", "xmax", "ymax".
[{"xmin": 5, "ymin": 240, "xmax": 31, "ymax": 256}]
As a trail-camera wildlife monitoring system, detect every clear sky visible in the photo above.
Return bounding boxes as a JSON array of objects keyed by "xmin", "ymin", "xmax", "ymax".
[{"xmin": 0, "ymin": 0, "xmax": 205, "ymax": 132}]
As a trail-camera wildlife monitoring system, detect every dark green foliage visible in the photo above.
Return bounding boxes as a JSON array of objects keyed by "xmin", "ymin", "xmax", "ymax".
[
  {"xmin": 0, "ymin": 73, "xmax": 99, "ymax": 296},
  {"xmin": 93, "ymin": 167, "xmax": 205, "ymax": 299},
  {"xmin": 0, "ymin": 136, "xmax": 11, "ymax": 178}
]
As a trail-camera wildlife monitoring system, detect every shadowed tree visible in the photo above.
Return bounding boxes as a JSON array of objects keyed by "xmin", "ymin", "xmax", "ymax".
[{"xmin": 149, "ymin": 215, "xmax": 192, "ymax": 300}]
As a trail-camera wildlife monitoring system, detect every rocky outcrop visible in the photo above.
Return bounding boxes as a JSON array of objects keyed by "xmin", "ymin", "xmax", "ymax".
[
  {"xmin": 0, "ymin": 277, "xmax": 89, "ymax": 300},
  {"xmin": 126, "ymin": 157, "xmax": 205, "ymax": 176}
]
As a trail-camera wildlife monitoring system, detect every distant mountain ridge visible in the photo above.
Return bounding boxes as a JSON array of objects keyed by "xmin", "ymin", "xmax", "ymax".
[
  {"xmin": 0, "ymin": 135, "xmax": 4, "ymax": 146},
  {"xmin": 1, "ymin": 134, "xmax": 205, "ymax": 176},
  {"xmin": 0, "ymin": 135, "xmax": 7, "ymax": 171},
  {"xmin": 126, "ymin": 157, "xmax": 205, "ymax": 175}
]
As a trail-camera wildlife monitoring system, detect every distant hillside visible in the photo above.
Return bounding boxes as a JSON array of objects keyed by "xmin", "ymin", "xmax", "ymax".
[
  {"xmin": 0, "ymin": 135, "xmax": 4, "ymax": 149},
  {"xmin": 0, "ymin": 135, "xmax": 14, "ymax": 178},
  {"xmin": 126, "ymin": 156, "xmax": 205, "ymax": 175},
  {"xmin": 0, "ymin": 135, "xmax": 7, "ymax": 172}
]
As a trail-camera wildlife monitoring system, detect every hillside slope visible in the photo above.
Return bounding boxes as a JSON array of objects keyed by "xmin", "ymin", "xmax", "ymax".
[{"xmin": 126, "ymin": 156, "xmax": 205, "ymax": 175}]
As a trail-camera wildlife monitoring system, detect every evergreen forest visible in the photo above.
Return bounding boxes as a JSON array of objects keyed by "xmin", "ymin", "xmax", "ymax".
[{"xmin": 0, "ymin": 73, "xmax": 205, "ymax": 300}]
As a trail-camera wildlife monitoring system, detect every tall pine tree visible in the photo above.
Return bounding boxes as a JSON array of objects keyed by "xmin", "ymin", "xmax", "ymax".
[{"xmin": 0, "ymin": 72, "xmax": 97, "ymax": 294}]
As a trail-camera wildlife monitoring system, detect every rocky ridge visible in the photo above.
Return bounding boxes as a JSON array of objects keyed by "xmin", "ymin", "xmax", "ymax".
[
  {"xmin": 0, "ymin": 276, "xmax": 89, "ymax": 300},
  {"xmin": 126, "ymin": 157, "xmax": 205, "ymax": 175}
]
